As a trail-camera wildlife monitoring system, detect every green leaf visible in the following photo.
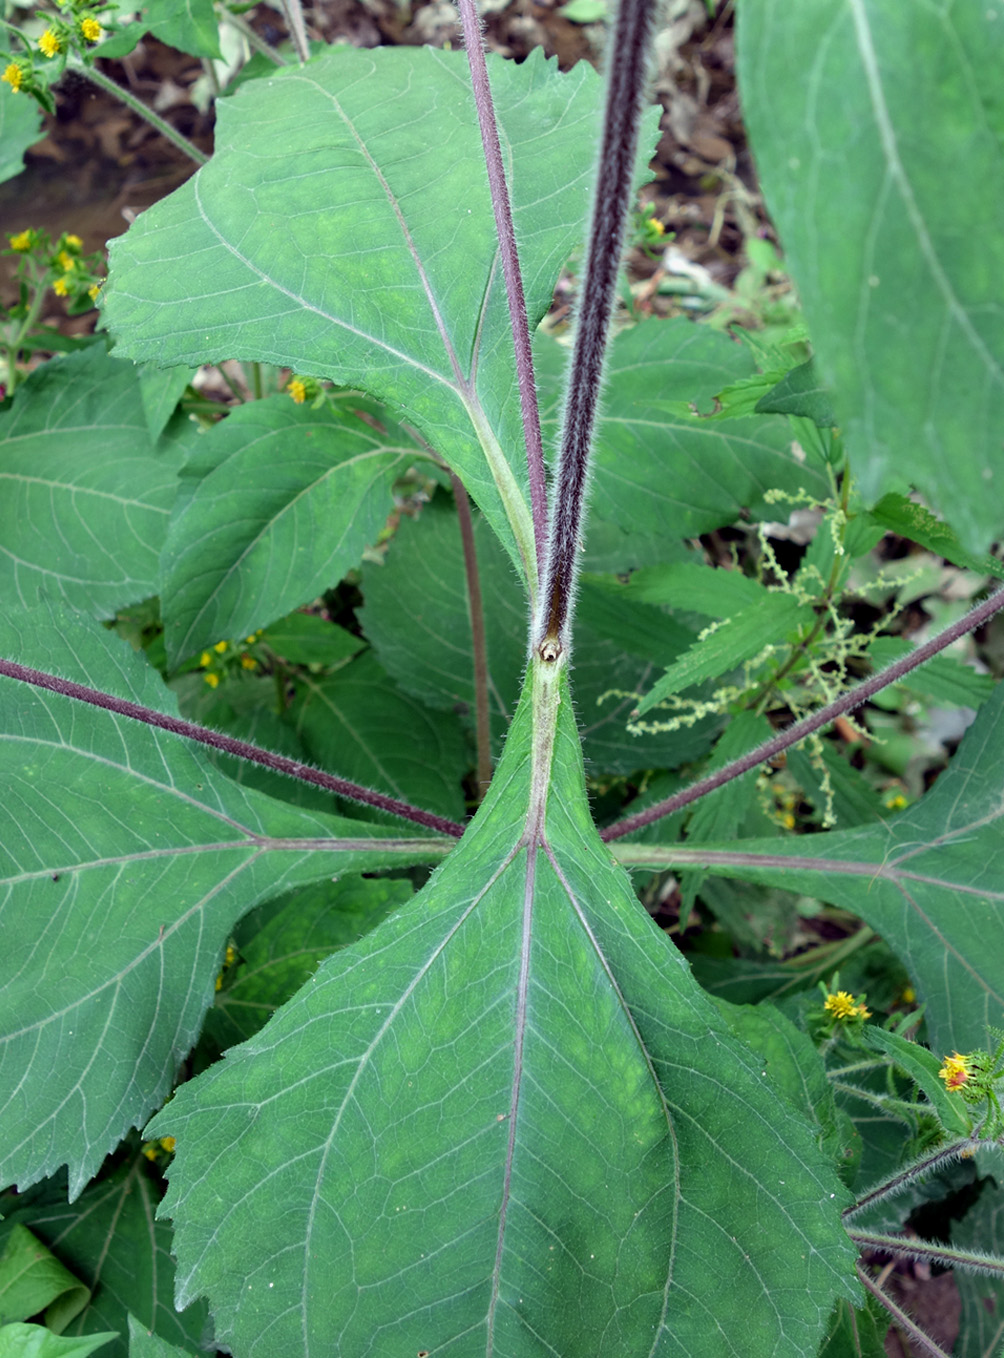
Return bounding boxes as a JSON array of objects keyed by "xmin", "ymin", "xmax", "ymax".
[
  {"xmin": 285, "ymin": 651, "xmax": 469, "ymax": 820},
  {"xmin": 0, "ymin": 603, "xmax": 447, "ymax": 1198},
  {"xmin": 594, "ymin": 560, "xmax": 767, "ymax": 617},
  {"xmin": 536, "ymin": 319, "xmax": 831, "ymax": 548},
  {"xmin": 817, "ymin": 1296, "xmax": 887, "ymax": 1358},
  {"xmin": 559, "ymin": 0, "xmax": 607, "ymax": 20},
  {"xmin": 0, "ymin": 1324, "xmax": 118, "ymax": 1358},
  {"xmin": 870, "ymin": 493, "xmax": 1004, "ymax": 582},
  {"xmin": 258, "ymin": 612, "xmax": 363, "ymax": 668},
  {"xmin": 755, "ymin": 359, "xmax": 838, "ymax": 428},
  {"xmin": 104, "ymin": 45, "xmax": 605, "ymax": 576},
  {"xmin": 0, "ymin": 1162, "xmax": 210, "ymax": 1357},
  {"xmin": 621, "ymin": 677, "xmax": 1004, "ymax": 1054},
  {"xmin": 137, "ymin": 366, "xmax": 194, "ymax": 444},
  {"xmin": 858, "ymin": 1026, "xmax": 971, "ymax": 1137},
  {"xmin": 635, "ymin": 591, "xmax": 814, "ymax": 713},
  {"xmin": 126, "ymin": 1316, "xmax": 198, "ymax": 1358},
  {"xmin": 160, "ymin": 395, "xmax": 417, "ymax": 666},
  {"xmin": 99, "ymin": 0, "xmax": 220, "ymax": 57},
  {"xmin": 737, "ymin": 1, "xmax": 1004, "ymax": 548},
  {"xmin": 0, "ymin": 1226, "xmax": 89, "ymax": 1332},
  {"xmin": 0, "ymin": 348, "xmax": 180, "ymax": 615},
  {"xmin": 205, "ymin": 875, "xmax": 414, "ymax": 1048},
  {"xmin": 360, "ymin": 495, "xmax": 718, "ymax": 774},
  {"xmin": 867, "ymin": 635, "xmax": 996, "ymax": 709},
  {"xmin": 952, "ymin": 1180, "xmax": 1004, "ymax": 1358},
  {"xmin": 0, "ymin": 83, "xmax": 44, "ymax": 185},
  {"xmin": 149, "ymin": 660, "xmax": 856, "ymax": 1356}
]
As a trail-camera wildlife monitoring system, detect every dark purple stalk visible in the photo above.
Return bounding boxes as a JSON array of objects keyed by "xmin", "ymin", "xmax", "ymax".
[
  {"xmin": 601, "ymin": 584, "xmax": 1004, "ymax": 842},
  {"xmin": 537, "ymin": 0, "xmax": 658, "ymax": 655},
  {"xmin": 457, "ymin": 0, "xmax": 548, "ymax": 577},
  {"xmin": 451, "ymin": 472, "xmax": 493, "ymax": 798},
  {"xmin": 0, "ymin": 657, "xmax": 466, "ymax": 839}
]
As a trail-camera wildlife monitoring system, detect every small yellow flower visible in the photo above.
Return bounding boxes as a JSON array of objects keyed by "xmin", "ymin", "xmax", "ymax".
[
  {"xmin": 2, "ymin": 63, "xmax": 23, "ymax": 93},
  {"xmin": 938, "ymin": 1052, "xmax": 972, "ymax": 1092},
  {"xmin": 240, "ymin": 653, "xmax": 257, "ymax": 670},
  {"xmin": 288, "ymin": 377, "xmax": 307, "ymax": 404},
  {"xmin": 901, "ymin": 986, "xmax": 916, "ymax": 1005},
  {"xmin": 53, "ymin": 276, "xmax": 70, "ymax": 297},
  {"xmin": 9, "ymin": 230, "xmax": 33, "ymax": 252},
  {"xmin": 88, "ymin": 283, "xmax": 101, "ymax": 303},
  {"xmin": 80, "ymin": 17, "xmax": 102, "ymax": 42},
  {"xmin": 204, "ymin": 671, "xmax": 220, "ymax": 688},
  {"xmin": 213, "ymin": 639, "xmax": 227, "ymax": 653},
  {"xmin": 142, "ymin": 1145, "xmax": 158, "ymax": 1161},
  {"xmin": 64, "ymin": 234, "xmax": 83, "ymax": 251},
  {"xmin": 823, "ymin": 990, "xmax": 871, "ymax": 1022},
  {"xmin": 159, "ymin": 1136, "xmax": 176, "ymax": 1152},
  {"xmin": 56, "ymin": 250, "xmax": 75, "ymax": 272},
  {"xmin": 199, "ymin": 650, "xmax": 212, "ymax": 668},
  {"xmin": 39, "ymin": 29, "xmax": 61, "ymax": 58}
]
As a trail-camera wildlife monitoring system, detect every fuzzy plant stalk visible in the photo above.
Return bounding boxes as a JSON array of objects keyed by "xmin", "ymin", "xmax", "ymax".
[{"xmin": 537, "ymin": 0, "xmax": 659, "ymax": 659}]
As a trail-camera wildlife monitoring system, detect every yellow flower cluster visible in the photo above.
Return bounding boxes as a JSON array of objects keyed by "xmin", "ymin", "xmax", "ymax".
[
  {"xmin": 39, "ymin": 28, "xmax": 62, "ymax": 58},
  {"xmin": 938, "ymin": 1052, "xmax": 971, "ymax": 1092},
  {"xmin": 199, "ymin": 632, "xmax": 264, "ymax": 686},
  {"xmin": 2, "ymin": 62, "xmax": 24, "ymax": 92},
  {"xmin": 823, "ymin": 990, "xmax": 871, "ymax": 1022}
]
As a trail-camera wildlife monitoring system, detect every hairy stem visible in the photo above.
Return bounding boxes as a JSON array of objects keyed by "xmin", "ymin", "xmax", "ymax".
[
  {"xmin": 222, "ymin": 9, "xmax": 288, "ymax": 65},
  {"xmin": 452, "ymin": 473, "xmax": 493, "ymax": 798},
  {"xmin": 537, "ymin": 0, "xmax": 658, "ymax": 655},
  {"xmin": 278, "ymin": 0, "xmax": 310, "ymax": 63},
  {"xmin": 855, "ymin": 1264, "xmax": 952, "ymax": 1358},
  {"xmin": 0, "ymin": 657, "xmax": 466, "ymax": 838},
  {"xmin": 70, "ymin": 56, "xmax": 208, "ymax": 166},
  {"xmin": 843, "ymin": 1137, "xmax": 980, "ymax": 1222},
  {"xmin": 457, "ymin": 0, "xmax": 548, "ymax": 576},
  {"xmin": 849, "ymin": 1230, "xmax": 1004, "ymax": 1278},
  {"xmin": 601, "ymin": 583, "xmax": 1004, "ymax": 841}
]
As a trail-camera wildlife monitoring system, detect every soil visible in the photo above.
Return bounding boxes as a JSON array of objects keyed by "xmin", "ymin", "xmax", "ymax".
[{"xmin": 0, "ymin": 0, "xmax": 965, "ymax": 1349}]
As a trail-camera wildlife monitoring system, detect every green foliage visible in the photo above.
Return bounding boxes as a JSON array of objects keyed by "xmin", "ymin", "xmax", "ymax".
[{"xmin": 1, "ymin": 4, "xmax": 1003, "ymax": 1356}]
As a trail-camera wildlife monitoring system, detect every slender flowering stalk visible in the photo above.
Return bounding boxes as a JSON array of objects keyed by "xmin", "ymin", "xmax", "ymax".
[
  {"xmin": 457, "ymin": 0, "xmax": 549, "ymax": 577},
  {"xmin": 537, "ymin": 0, "xmax": 659, "ymax": 658},
  {"xmin": 602, "ymin": 583, "xmax": 1004, "ymax": 842},
  {"xmin": 0, "ymin": 656, "xmax": 466, "ymax": 838}
]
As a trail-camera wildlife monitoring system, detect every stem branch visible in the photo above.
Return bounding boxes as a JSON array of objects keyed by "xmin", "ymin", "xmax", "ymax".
[
  {"xmin": 602, "ymin": 583, "xmax": 1004, "ymax": 841},
  {"xmin": 70, "ymin": 57, "xmax": 209, "ymax": 166}
]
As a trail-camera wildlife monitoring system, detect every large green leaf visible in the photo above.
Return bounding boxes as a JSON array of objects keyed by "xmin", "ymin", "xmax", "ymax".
[
  {"xmin": 535, "ymin": 319, "xmax": 832, "ymax": 554},
  {"xmin": 160, "ymin": 395, "xmax": 418, "ymax": 667},
  {"xmin": 0, "ymin": 605, "xmax": 448, "ymax": 1198},
  {"xmin": 737, "ymin": 0, "xmax": 1004, "ymax": 548},
  {"xmin": 149, "ymin": 657, "xmax": 856, "ymax": 1356},
  {"xmin": 616, "ymin": 678, "xmax": 1004, "ymax": 1055},
  {"xmin": 0, "ymin": 83, "xmax": 44, "ymax": 185},
  {"xmin": 0, "ymin": 348, "xmax": 180, "ymax": 614},
  {"xmin": 0, "ymin": 1161, "xmax": 210, "ymax": 1358},
  {"xmin": 103, "ymin": 45, "xmax": 605, "ymax": 578}
]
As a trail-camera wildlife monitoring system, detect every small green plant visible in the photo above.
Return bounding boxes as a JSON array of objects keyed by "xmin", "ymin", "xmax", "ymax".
[{"xmin": 1, "ymin": 1, "xmax": 1003, "ymax": 1355}]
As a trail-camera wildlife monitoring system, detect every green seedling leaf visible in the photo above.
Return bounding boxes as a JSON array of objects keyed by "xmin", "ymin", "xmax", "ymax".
[
  {"xmin": 536, "ymin": 318, "xmax": 831, "ymax": 548},
  {"xmin": 621, "ymin": 679, "xmax": 1004, "ymax": 1054},
  {"xmin": 126, "ymin": 1316, "xmax": 199, "ymax": 1358},
  {"xmin": 104, "ymin": 45, "xmax": 605, "ymax": 577},
  {"xmin": 858, "ymin": 1026, "xmax": 971, "ymax": 1138},
  {"xmin": 738, "ymin": 1, "xmax": 1004, "ymax": 549},
  {"xmin": 160, "ymin": 396, "xmax": 415, "ymax": 667},
  {"xmin": 593, "ymin": 560, "xmax": 767, "ymax": 617},
  {"xmin": 149, "ymin": 659, "xmax": 856, "ymax": 1357},
  {"xmin": 95, "ymin": 0, "xmax": 220, "ymax": 58},
  {"xmin": 0, "ymin": 1226, "xmax": 89, "ymax": 1332},
  {"xmin": 867, "ymin": 635, "xmax": 995, "ymax": 710},
  {"xmin": 0, "ymin": 1162, "xmax": 210, "ymax": 1357},
  {"xmin": 0, "ymin": 1324, "xmax": 118, "ymax": 1357},
  {"xmin": 635, "ymin": 591, "xmax": 814, "ymax": 714},
  {"xmin": 755, "ymin": 359, "xmax": 838, "ymax": 428},
  {"xmin": 205, "ymin": 875, "xmax": 414, "ymax": 1049},
  {"xmin": 870, "ymin": 493, "xmax": 1004, "ymax": 582},
  {"xmin": 285, "ymin": 651, "xmax": 469, "ymax": 820},
  {"xmin": 0, "ymin": 82, "xmax": 44, "ymax": 185},
  {"xmin": 0, "ymin": 603, "xmax": 446, "ymax": 1198},
  {"xmin": 0, "ymin": 347, "xmax": 181, "ymax": 614}
]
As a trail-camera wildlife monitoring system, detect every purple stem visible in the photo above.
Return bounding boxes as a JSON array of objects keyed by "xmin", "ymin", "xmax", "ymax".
[
  {"xmin": 457, "ymin": 0, "xmax": 548, "ymax": 575},
  {"xmin": 538, "ymin": 0, "xmax": 659, "ymax": 653},
  {"xmin": 601, "ymin": 584, "xmax": 1004, "ymax": 842},
  {"xmin": 0, "ymin": 657, "xmax": 466, "ymax": 839}
]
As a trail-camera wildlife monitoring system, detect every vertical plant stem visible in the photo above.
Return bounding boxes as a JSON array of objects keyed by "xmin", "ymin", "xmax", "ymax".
[
  {"xmin": 457, "ymin": 0, "xmax": 549, "ymax": 576},
  {"xmin": 69, "ymin": 57, "xmax": 209, "ymax": 166},
  {"xmin": 222, "ymin": 10, "xmax": 288, "ymax": 65},
  {"xmin": 538, "ymin": 0, "xmax": 658, "ymax": 655},
  {"xmin": 278, "ymin": 0, "xmax": 310, "ymax": 64},
  {"xmin": 451, "ymin": 473, "xmax": 493, "ymax": 799},
  {"xmin": 854, "ymin": 1264, "xmax": 952, "ymax": 1358}
]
